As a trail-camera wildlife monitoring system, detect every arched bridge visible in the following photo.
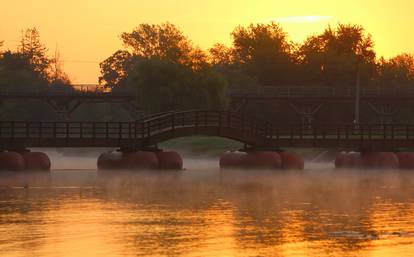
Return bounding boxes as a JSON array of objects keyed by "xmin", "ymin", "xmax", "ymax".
[{"xmin": 1, "ymin": 110, "xmax": 414, "ymax": 150}]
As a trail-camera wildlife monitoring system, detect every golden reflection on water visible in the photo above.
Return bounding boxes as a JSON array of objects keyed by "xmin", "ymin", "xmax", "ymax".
[{"xmin": 1, "ymin": 167, "xmax": 414, "ymax": 257}]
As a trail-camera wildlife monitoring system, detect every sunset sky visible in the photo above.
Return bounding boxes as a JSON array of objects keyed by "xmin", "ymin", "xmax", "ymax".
[{"xmin": 1, "ymin": 0, "xmax": 413, "ymax": 84}]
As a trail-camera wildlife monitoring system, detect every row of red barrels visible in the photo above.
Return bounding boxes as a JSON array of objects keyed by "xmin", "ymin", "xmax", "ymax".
[
  {"xmin": 220, "ymin": 151, "xmax": 304, "ymax": 170},
  {"xmin": 335, "ymin": 152, "xmax": 414, "ymax": 169},
  {"xmin": 98, "ymin": 151, "xmax": 183, "ymax": 170},
  {"xmin": 0, "ymin": 151, "xmax": 51, "ymax": 171}
]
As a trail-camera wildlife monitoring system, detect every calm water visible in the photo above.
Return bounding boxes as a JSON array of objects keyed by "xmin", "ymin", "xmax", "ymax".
[{"xmin": 1, "ymin": 160, "xmax": 414, "ymax": 257}]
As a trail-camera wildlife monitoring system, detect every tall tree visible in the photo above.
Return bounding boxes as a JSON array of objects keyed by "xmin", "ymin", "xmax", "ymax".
[
  {"xmin": 209, "ymin": 43, "xmax": 233, "ymax": 66},
  {"xmin": 375, "ymin": 53, "xmax": 414, "ymax": 86},
  {"xmin": 120, "ymin": 23, "xmax": 206, "ymax": 69},
  {"xmin": 298, "ymin": 24, "xmax": 376, "ymax": 86},
  {"xmin": 50, "ymin": 47, "xmax": 70, "ymax": 84},
  {"xmin": 100, "ymin": 23, "xmax": 227, "ymax": 113},
  {"xmin": 99, "ymin": 50, "xmax": 133, "ymax": 89},
  {"xmin": 230, "ymin": 23, "xmax": 296, "ymax": 86},
  {"xmin": 18, "ymin": 28, "xmax": 50, "ymax": 78}
]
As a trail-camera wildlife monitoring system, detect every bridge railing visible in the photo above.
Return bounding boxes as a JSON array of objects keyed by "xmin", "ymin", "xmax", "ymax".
[
  {"xmin": 229, "ymin": 86, "xmax": 414, "ymax": 99},
  {"xmin": 266, "ymin": 124, "xmax": 414, "ymax": 140},
  {"xmin": 2, "ymin": 112, "xmax": 414, "ymax": 143},
  {"xmin": 139, "ymin": 111, "xmax": 269, "ymax": 138}
]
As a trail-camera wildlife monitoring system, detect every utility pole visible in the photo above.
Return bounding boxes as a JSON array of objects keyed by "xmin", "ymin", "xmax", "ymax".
[{"xmin": 354, "ymin": 57, "xmax": 361, "ymax": 128}]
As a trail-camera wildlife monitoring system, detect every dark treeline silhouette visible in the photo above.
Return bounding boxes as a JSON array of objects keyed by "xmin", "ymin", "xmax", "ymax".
[
  {"xmin": 98, "ymin": 22, "xmax": 414, "ymax": 122},
  {"xmin": 0, "ymin": 28, "xmax": 72, "ymax": 120},
  {"xmin": 1, "ymin": 23, "xmax": 414, "ymax": 122},
  {"xmin": 0, "ymin": 28, "xmax": 130, "ymax": 121}
]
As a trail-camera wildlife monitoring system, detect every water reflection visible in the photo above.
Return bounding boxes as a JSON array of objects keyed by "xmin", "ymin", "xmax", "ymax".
[{"xmin": 1, "ymin": 166, "xmax": 414, "ymax": 256}]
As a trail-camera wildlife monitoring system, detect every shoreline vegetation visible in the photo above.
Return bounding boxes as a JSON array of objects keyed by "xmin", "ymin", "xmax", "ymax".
[{"xmin": 1, "ymin": 23, "xmax": 414, "ymax": 123}]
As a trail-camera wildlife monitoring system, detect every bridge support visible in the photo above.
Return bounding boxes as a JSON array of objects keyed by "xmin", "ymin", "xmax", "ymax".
[
  {"xmin": 220, "ymin": 150, "xmax": 304, "ymax": 170},
  {"xmin": 0, "ymin": 150, "xmax": 50, "ymax": 171},
  {"xmin": 228, "ymin": 98, "xmax": 247, "ymax": 112},
  {"xmin": 335, "ymin": 151, "xmax": 406, "ymax": 169},
  {"xmin": 97, "ymin": 150, "xmax": 183, "ymax": 171},
  {"xmin": 367, "ymin": 102, "xmax": 399, "ymax": 124},
  {"xmin": 289, "ymin": 101, "xmax": 324, "ymax": 128},
  {"xmin": 46, "ymin": 99, "xmax": 82, "ymax": 120}
]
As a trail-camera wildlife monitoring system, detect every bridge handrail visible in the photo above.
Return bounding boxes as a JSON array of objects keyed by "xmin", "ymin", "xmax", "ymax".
[
  {"xmin": 228, "ymin": 86, "xmax": 414, "ymax": 98},
  {"xmin": 2, "ymin": 112, "xmax": 414, "ymax": 142}
]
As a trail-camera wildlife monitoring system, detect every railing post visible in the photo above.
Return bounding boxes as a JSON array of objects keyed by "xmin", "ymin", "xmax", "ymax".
[
  {"xmin": 218, "ymin": 111, "xmax": 222, "ymax": 136},
  {"xmin": 105, "ymin": 122, "xmax": 109, "ymax": 139},
  {"xmin": 337, "ymin": 125, "xmax": 340, "ymax": 141},
  {"xmin": 53, "ymin": 122, "xmax": 57, "ymax": 139},
  {"xmin": 80, "ymin": 122, "xmax": 83, "ymax": 138},
  {"xmin": 368, "ymin": 125, "xmax": 372, "ymax": 140},
  {"xmin": 195, "ymin": 110, "xmax": 199, "ymax": 132},
  {"xmin": 11, "ymin": 121, "xmax": 14, "ymax": 139},
  {"xmin": 91, "ymin": 122, "xmax": 96, "ymax": 142},
  {"xmin": 241, "ymin": 114, "xmax": 245, "ymax": 137},
  {"xmin": 26, "ymin": 122, "xmax": 30, "ymax": 138},
  {"xmin": 171, "ymin": 113, "xmax": 175, "ymax": 131},
  {"xmin": 407, "ymin": 125, "xmax": 410, "ymax": 140}
]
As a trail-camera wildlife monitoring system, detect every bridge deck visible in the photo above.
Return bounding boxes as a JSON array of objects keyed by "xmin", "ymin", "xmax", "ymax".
[{"xmin": 1, "ymin": 111, "xmax": 414, "ymax": 150}]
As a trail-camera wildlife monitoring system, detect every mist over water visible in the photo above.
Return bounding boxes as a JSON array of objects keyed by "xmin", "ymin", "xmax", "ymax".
[{"xmin": 1, "ymin": 152, "xmax": 414, "ymax": 257}]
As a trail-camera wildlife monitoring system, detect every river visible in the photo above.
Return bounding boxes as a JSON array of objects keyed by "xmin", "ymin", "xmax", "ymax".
[{"xmin": 1, "ymin": 159, "xmax": 414, "ymax": 257}]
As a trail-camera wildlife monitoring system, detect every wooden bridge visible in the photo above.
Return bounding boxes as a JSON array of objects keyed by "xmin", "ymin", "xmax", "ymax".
[
  {"xmin": 1, "ymin": 110, "xmax": 414, "ymax": 151},
  {"xmin": 227, "ymin": 86, "xmax": 412, "ymax": 123},
  {"xmin": 0, "ymin": 86, "xmax": 140, "ymax": 118}
]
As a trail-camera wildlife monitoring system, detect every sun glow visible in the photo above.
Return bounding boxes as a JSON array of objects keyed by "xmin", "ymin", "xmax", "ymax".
[
  {"xmin": 2, "ymin": 0, "xmax": 414, "ymax": 83},
  {"xmin": 271, "ymin": 16, "xmax": 334, "ymax": 24}
]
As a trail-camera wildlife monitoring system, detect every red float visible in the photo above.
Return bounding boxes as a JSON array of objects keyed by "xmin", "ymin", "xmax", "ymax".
[
  {"xmin": 0, "ymin": 152, "xmax": 25, "ymax": 171},
  {"xmin": 396, "ymin": 152, "xmax": 414, "ymax": 169},
  {"xmin": 243, "ymin": 151, "xmax": 282, "ymax": 170},
  {"xmin": 335, "ymin": 152, "xmax": 362, "ymax": 169},
  {"xmin": 97, "ymin": 151, "xmax": 124, "ymax": 170},
  {"xmin": 123, "ymin": 151, "xmax": 159, "ymax": 170},
  {"xmin": 156, "ymin": 151, "xmax": 183, "ymax": 170},
  {"xmin": 280, "ymin": 152, "xmax": 304, "ymax": 170},
  {"xmin": 361, "ymin": 152, "xmax": 399, "ymax": 169},
  {"xmin": 21, "ymin": 152, "xmax": 51, "ymax": 171},
  {"xmin": 219, "ymin": 151, "xmax": 246, "ymax": 169}
]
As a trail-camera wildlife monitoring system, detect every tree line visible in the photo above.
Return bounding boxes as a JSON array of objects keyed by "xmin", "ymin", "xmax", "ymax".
[
  {"xmin": 99, "ymin": 22, "xmax": 414, "ymax": 115},
  {"xmin": 1, "ymin": 23, "xmax": 414, "ymax": 121}
]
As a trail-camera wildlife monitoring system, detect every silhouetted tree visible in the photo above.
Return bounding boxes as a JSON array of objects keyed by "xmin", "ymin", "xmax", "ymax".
[
  {"xmin": 298, "ymin": 24, "xmax": 376, "ymax": 86},
  {"xmin": 120, "ymin": 23, "xmax": 207, "ymax": 69},
  {"xmin": 18, "ymin": 28, "xmax": 50, "ymax": 79},
  {"xmin": 230, "ymin": 23, "xmax": 296, "ymax": 86},
  {"xmin": 123, "ymin": 58, "xmax": 225, "ymax": 112},
  {"xmin": 50, "ymin": 47, "xmax": 70, "ymax": 85},
  {"xmin": 375, "ymin": 53, "xmax": 414, "ymax": 87},
  {"xmin": 209, "ymin": 43, "xmax": 234, "ymax": 66},
  {"xmin": 100, "ymin": 23, "xmax": 227, "ymax": 113},
  {"xmin": 99, "ymin": 50, "xmax": 132, "ymax": 89}
]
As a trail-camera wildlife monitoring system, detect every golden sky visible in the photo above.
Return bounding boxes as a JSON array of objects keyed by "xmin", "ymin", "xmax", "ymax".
[{"xmin": 1, "ymin": 0, "xmax": 413, "ymax": 84}]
